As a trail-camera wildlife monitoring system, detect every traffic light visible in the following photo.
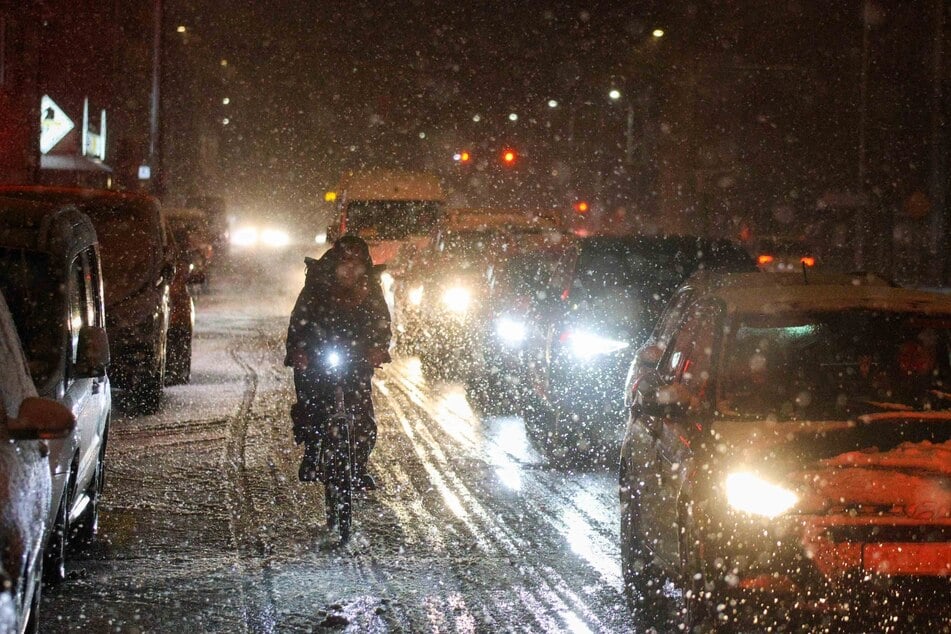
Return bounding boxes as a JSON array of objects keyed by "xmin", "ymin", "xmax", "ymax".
[{"xmin": 501, "ymin": 149, "xmax": 517, "ymax": 165}]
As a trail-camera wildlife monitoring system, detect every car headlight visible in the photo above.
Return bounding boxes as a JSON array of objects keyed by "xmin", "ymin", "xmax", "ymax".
[
  {"xmin": 408, "ymin": 285, "xmax": 424, "ymax": 306},
  {"xmin": 314, "ymin": 231, "xmax": 328, "ymax": 245},
  {"xmin": 565, "ymin": 330, "xmax": 629, "ymax": 359},
  {"xmin": 496, "ymin": 317, "xmax": 526, "ymax": 345},
  {"xmin": 725, "ymin": 471, "xmax": 798, "ymax": 518},
  {"xmin": 441, "ymin": 286, "xmax": 472, "ymax": 313},
  {"xmin": 230, "ymin": 226, "xmax": 258, "ymax": 247},
  {"xmin": 261, "ymin": 228, "xmax": 290, "ymax": 248}
]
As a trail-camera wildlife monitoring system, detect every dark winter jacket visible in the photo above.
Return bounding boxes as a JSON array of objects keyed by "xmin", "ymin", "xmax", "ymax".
[{"xmin": 284, "ymin": 251, "xmax": 391, "ymax": 369}]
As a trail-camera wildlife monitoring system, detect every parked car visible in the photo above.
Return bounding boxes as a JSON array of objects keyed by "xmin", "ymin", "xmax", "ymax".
[
  {"xmin": 751, "ymin": 236, "xmax": 817, "ymax": 272},
  {"xmin": 620, "ymin": 282, "xmax": 951, "ymax": 630},
  {"xmin": 165, "ymin": 206, "xmax": 214, "ymax": 287},
  {"xmin": 0, "ymin": 291, "xmax": 76, "ymax": 633},
  {"xmin": 165, "ymin": 241, "xmax": 195, "ymax": 386},
  {"xmin": 0, "ymin": 186, "xmax": 175, "ymax": 413},
  {"xmin": 524, "ymin": 235, "xmax": 755, "ymax": 463},
  {"xmin": 0, "ymin": 197, "xmax": 111, "ymax": 586},
  {"xmin": 623, "ymin": 270, "xmax": 896, "ymax": 410}
]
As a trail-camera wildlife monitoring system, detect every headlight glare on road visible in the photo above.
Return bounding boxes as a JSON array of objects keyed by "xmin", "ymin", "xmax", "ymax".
[
  {"xmin": 408, "ymin": 285, "xmax": 424, "ymax": 306},
  {"xmin": 725, "ymin": 471, "xmax": 798, "ymax": 518},
  {"xmin": 231, "ymin": 226, "xmax": 258, "ymax": 247},
  {"xmin": 261, "ymin": 228, "xmax": 290, "ymax": 248},
  {"xmin": 567, "ymin": 330, "xmax": 629, "ymax": 359},
  {"xmin": 442, "ymin": 286, "xmax": 472, "ymax": 313},
  {"xmin": 496, "ymin": 317, "xmax": 527, "ymax": 345}
]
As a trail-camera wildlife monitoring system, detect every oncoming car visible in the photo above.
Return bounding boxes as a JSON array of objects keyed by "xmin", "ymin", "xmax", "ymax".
[{"xmin": 619, "ymin": 283, "xmax": 951, "ymax": 630}]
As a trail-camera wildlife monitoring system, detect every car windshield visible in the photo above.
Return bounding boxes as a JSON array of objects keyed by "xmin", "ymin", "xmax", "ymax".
[
  {"xmin": 346, "ymin": 201, "xmax": 443, "ymax": 240},
  {"xmin": 0, "ymin": 248, "xmax": 62, "ymax": 389},
  {"xmin": 82, "ymin": 200, "xmax": 163, "ymax": 305},
  {"xmin": 719, "ymin": 310, "xmax": 951, "ymax": 420}
]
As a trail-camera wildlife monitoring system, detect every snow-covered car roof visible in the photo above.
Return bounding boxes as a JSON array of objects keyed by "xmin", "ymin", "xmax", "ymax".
[{"xmin": 713, "ymin": 283, "xmax": 951, "ymax": 315}]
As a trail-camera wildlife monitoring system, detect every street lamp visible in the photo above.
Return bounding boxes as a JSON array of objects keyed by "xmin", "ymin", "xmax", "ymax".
[
  {"xmin": 548, "ymin": 99, "xmax": 559, "ymax": 108},
  {"xmin": 608, "ymin": 89, "xmax": 622, "ymax": 101},
  {"xmin": 652, "ymin": 28, "xmax": 665, "ymax": 38}
]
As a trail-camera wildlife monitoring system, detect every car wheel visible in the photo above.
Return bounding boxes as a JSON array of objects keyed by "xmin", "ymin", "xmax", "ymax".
[
  {"xmin": 73, "ymin": 440, "xmax": 107, "ymax": 544},
  {"xmin": 24, "ymin": 569, "xmax": 41, "ymax": 634},
  {"xmin": 44, "ymin": 471, "xmax": 73, "ymax": 584},
  {"xmin": 165, "ymin": 327, "xmax": 192, "ymax": 386},
  {"xmin": 620, "ymin": 472, "xmax": 675, "ymax": 629},
  {"xmin": 679, "ymin": 504, "xmax": 717, "ymax": 631}
]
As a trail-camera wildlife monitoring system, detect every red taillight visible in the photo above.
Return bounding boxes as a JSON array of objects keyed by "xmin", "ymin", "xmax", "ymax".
[
  {"xmin": 757, "ymin": 254, "xmax": 774, "ymax": 265},
  {"xmin": 800, "ymin": 256, "xmax": 816, "ymax": 267}
]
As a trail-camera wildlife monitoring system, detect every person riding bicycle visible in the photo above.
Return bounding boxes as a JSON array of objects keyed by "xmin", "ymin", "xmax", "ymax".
[{"xmin": 285, "ymin": 235, "xmax": 391, "ymax": 490}]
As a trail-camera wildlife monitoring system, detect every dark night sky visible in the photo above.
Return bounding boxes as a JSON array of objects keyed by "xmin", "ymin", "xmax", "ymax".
[{"xmin": 166, "ymin": 1, "xmax": 945, "ymax": 226}]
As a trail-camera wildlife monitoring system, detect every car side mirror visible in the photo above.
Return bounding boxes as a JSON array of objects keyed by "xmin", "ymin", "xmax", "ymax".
[
  {"xmin": 74, "ymin": 325, "xmax": 110, "ymax": 378},
  {"xmin": 7, "ymin": 397, "xmax": 75, "ymax": 440},
  {"xmin": 185, "ymin": 262, "xmax": 206, "ymax": 285},
  {"xmin": 157, "ymin": 261, "xmax": 176, "ymax": 286}
]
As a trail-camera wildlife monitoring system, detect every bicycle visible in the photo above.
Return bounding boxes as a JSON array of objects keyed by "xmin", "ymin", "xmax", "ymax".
[{"xmin": 318, "ymin": 349, "xmax": 356, "ymax": 543}]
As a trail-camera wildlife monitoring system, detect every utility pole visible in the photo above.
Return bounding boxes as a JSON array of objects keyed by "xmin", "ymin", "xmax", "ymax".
[
  {"xmin": 930, "ymin": 0, "xmax": 948, "ymax": 285},
  {"xmin": 149, "ymin": 0, "xmax": 162, "ymax": 193}
]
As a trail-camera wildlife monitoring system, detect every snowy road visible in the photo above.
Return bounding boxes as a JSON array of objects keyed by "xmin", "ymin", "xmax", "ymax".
[{"xmin": 43, "ymin": 250, "xmax": 633, "ymax": 633}]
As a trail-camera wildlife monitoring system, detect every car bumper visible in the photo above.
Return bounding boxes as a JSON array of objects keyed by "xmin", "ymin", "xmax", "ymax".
[{"xmin": 697, "ymin": 511, "xmax": 951, "ymax": 622}]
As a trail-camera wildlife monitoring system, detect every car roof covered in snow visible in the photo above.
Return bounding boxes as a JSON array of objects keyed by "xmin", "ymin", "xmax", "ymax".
[
  {"xmin": 711, "ymin": 283, "xmax": 951, "ymax": 316},
  {"xmin": 0, "ymin": 196, "xmax": 98, "ymax": 259}
]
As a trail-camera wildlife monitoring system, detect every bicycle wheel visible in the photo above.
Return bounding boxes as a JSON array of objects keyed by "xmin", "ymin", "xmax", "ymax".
[{"xmin": 337, "ymin": 446, "xmax": 353, "ymax": 542}]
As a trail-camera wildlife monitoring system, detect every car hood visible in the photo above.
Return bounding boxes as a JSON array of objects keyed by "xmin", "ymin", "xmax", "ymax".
[{"xmin": 710, "ymin": 412, "xmax": 951, "ymax": 515}]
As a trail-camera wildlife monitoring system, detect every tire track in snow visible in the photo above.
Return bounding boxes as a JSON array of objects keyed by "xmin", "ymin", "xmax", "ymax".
[
  {"xmin": 375, "ymin": 378, "xmax": 624, "ymax": 633},
  {"xmin": 384, "ymin": 366, "xmax": 624, "ymax": 593}
]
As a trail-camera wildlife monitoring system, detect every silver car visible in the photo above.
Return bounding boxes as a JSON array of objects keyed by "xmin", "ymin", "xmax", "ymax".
[{"xmin": 0, "ymin": 291, "xmax": 75, "ymax": 633}]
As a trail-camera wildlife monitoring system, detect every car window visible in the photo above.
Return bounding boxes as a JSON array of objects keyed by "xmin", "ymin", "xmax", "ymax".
[{"xmin": 66, "ymin": 256, "xmax": 92, "ymax": 369}]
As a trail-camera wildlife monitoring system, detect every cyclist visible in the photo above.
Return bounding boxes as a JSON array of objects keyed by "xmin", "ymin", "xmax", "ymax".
[{"xmin": 285, "ymin": 235, "xmax": 391, "ymax": 490}]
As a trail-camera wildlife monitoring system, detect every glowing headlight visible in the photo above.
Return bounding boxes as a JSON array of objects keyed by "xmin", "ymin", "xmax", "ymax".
[
  {"xmin": 230, "ymin": 226, "xmax": 258, "ymax": 247},
  {"xmin": 441, "ymin": 286, "xmax": 472, "ymax": 313},
  {"xmin": 326, "ymin": 351, "xmax": 341, "ymax": 368},
  {"xmin": 408, "ymin": 285, "xmax": 424, "ymax": 306},
  {"xmin": 725, "ymin": 472, "xmax": 798, "ymax": 518},
  {"xmin": 261, "ymin": 228, "xmax": 290, "ymax": 248},
  {"xmin": 496, "ymin": 317, "xmax": 527, "ymax": 344},
  {"xmin": 567, "ymin": 330, "xmax": 629, "ymax": 359},
  {"xmin": 314, "ymin": 231, "xmax": 328, "ymax": 245}
]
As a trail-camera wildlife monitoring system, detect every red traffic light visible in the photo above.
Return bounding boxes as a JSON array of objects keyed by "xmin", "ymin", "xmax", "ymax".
[
  {"xmin": 501, "ymin": 149, "xmax": 517, "ymax": 165},
  {"xmin": 573, "ymin": 201, "xmax": 590, "ymax": 214}
]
